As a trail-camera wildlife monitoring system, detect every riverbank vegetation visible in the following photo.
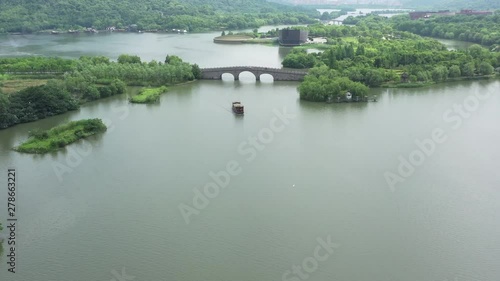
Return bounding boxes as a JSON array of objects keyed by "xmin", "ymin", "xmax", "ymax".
[
  {"xmin": 0, "ymin": 82, "xmax": 79, "ymax": 129},
  {"xmin": 0, "ymin": 0, "xmax": 318, "ymax": 33},
  {"xmin": 282, "ymin": 16, "xmax": 500, "ymax": 101},
  {"xmin": 130, "ymin": 86, "xmax": 168, "ymax": 103},
  {"xmin": 0, "ymin": 54, "xmax": 198, "ymax": 129},
  {"xmin": 14, "ymin": 119, "xmax": 106, "ymax": 154}
]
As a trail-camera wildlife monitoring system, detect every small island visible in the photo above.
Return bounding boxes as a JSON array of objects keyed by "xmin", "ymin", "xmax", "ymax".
[
  {"xmin": 14, "ymin": 119, "xmax": 107, "ymax": 154},
  {"xmin": 129, "ymin": 86, "xmax": 168, "ymax": 104}
]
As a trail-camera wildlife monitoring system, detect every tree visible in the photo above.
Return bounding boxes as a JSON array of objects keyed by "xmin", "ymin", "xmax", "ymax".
[
  {"xmin": 478, "ymin": 62, "xmax": 494, "ymax": 75},
  {"xmin": 82, "ymin": 85, "xmax": 100, "ymax": 101},
  {"xmin": 462, "ymin": 62, "xmax": 476, "ymax": 77},
  {"xmin": 355, "ymin": 45, "xmax": 365, "ymax": 56},
  {"xmin": 448, "ymin": 65, "xmax": 461, "ymax": 78},
  {"xmin": 165, "ymin": 55, "xmax": 183, "ymax": 65},
  {"xmin": 431, "ymin": 66, "xmax": 448, "ymax": 82},
  {"xmin": 326, "ymin": 49, "xmax": 337, "ymax": 69},
  {"xmin": 364, "ymin": 69, "xmax": 385, "ymax": 87},
  {"xmin": 0, "ymin": 94, "xmax": 18, "ymax": 128},
  {"xmin": 117, "ymin": 54, "xmax": 141, "ymax": 64},
  {"xmin": 320, "ymin": 12, "xmax": 331, "ymax": 21},
  {"xmin": 192, "ymin": 64, "xmax": 202, "ymax": 79}
]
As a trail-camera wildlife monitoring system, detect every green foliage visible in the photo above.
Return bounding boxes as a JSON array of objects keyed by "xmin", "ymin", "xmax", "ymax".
[
  {"xmin": 478, "ymin": 62, "xmax": 494, "ymax": 75},
  {"xmin": 288, "ymin": 15, "xmax": 500, "ymax": 100},
  {"xmin": 164, "ymin": 55, "xmax": 183, "ymax": 65},
  {"xmin": 448, "ymin": 65, "xmax": 461, "ymax": 78},
  {"xmin": 28, "ymin": 129, "xmax": 49, "ymax": 140},
  {"xmin": 192, "ymin": 64, "xmax": 202, "ymax": 79},
  {"xmin": 431, "ymin": 66, "xmax": 449, "ymax": 82},
  {"xmin": 0, "ymin": 94, "xmax": 17, "ymax": 129},
  {"xmin": 117, "ymin": 55, "xmax": 141, "ymax": 64},
  {"xmin": 1, "ymin": 54, "xmax": 196, "ymax": 128},
  {"xmin": 299, "ymin": 67, "xmax": 368, "ymax": 102},
  {"xmin": 462, "ymin": 62, "xmax": 476, "ymax": 76},
  {"xmin": 130, "ymin": 86, "xmax": 168, "ymax": 103},
  {"xmin": 0, "ymin": 0, "xmax": 318, "ymax": 33},
  {"xmin": 2, "ymin": 83, "xmax": 78, "ymax": 128},
  {"xmin": 77, "ymin": 55, "xmax": 194, "ymax": 86},
  {"xmin": 15, "ymin": 119, "xmax": 107, "ymax": 154},
  {"xmin": 391, "ymin": 13, "xmax": 500, "ymax": 47},
  {"xmin": 282, "ymin": 49, "xmax": 317, "ymax": 69},
  {"xmin": 0, "ymin": 57, "xmax": 76, "ymax": 73},
  {"xmin": 83, "ymin": 84, "xmax": 101, "ymax": 101}
]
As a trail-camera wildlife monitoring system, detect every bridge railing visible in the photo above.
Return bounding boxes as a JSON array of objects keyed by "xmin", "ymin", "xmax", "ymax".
[{"xmin": 200, "ymin": 66, "xmax": 308, "ymax": 74}]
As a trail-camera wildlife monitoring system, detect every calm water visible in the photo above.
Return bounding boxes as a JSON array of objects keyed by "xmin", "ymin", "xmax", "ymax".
[
  {"xmin": 1, "ymin": 33, "xmax": 500, "ymax": 281},
  {"xmin": 318, "ymin": 8, "xmax": 411, "ymax": 22},
  {"xmin": 434, "ymin": 38, "xmax": 476, "ymax": 51},
  {"xmin": 0, "ymin": 25, "xmax": 295, "ymax": 67}
]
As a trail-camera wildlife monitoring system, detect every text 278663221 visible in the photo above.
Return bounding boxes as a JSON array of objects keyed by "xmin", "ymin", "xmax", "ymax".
[{"xmin": 6, "ymin": 169, "xmax": 17, "ymax": 274}]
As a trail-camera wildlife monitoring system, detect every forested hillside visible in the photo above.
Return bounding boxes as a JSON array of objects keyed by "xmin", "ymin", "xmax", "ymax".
[
  {"xmin": 391, "ymin": 12, "xmax": 500, "ymax": 47},
  {"xmin": 0, "ymin": 0, "xmax": 318, "ymax": 33}
]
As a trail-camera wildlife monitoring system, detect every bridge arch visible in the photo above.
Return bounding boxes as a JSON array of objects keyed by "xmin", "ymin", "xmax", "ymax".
[
  {"xmin": 259, "ymin": 73, "xmax": 274, "ymax": 82},
  {"xmin": 221, "ymin": 73, "xmax": 236, "ymax": 81},
  {"xmin": 237, "ymin": 71, "xmax": 262, "ymax": 81}
]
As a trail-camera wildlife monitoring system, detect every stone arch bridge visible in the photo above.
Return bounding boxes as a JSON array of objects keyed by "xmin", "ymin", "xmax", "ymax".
[{"xmin": 200, "ymin": 66, "xmax": 308, "ymax": 81}]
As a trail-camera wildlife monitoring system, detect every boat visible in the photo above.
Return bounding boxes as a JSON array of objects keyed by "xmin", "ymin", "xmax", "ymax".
[{"xmin": 232, "ymin": 102, "xmax": 244, "ymax": 115}]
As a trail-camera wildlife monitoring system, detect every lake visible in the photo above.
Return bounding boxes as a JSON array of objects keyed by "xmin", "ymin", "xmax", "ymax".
[
  {"xmin": 0, "ymin": 32, "xmax": 500, "ymax": 281},
  {"xmin": 317, "ymin": 8, "xmax": 412, "ymax": 22}
]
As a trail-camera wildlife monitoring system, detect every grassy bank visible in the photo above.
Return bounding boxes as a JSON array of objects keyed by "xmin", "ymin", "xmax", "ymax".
[
  {"xmin": 14, "ymin": 119, "xmax": 107, "ymax": 154},
  {"xmin": 0, "ymin": 79, "xmax": 49, "ymax": 94},
  {"xmin": 129, "ymin": 86, "xmax": 168, "ymax": 103}
]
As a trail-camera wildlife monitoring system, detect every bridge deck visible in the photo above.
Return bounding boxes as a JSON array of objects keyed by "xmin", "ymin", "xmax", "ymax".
[{"xmin": 200, "ymin": 66, "xmax": 308, "ymax": 74}]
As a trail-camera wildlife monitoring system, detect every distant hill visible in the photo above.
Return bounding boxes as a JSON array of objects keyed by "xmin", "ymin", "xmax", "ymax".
[{"xmin": 0, "ymin": 0, "xmax": 318, "ymax": 33}]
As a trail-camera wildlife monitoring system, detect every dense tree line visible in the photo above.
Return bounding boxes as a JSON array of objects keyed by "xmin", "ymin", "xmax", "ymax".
[
  {"xmin": 0, "ymin": 57, "xmax": 76, "ymax": 73},
  {"xmin": 0, "ymin": 81, "xmax": 78, "ymax": 128},
  {"xmin": 75, "ymin": 55, "xmax": 196, "ymax": 86},
  {"xmin": 0, "ymin": 54, "xmax": 199, "ymax": 128},
  {"xmin": 0, "ymin": 0, "xmax": 318, "ymax": 33},
  {"xmin": 299, "ymin": 67, "xmax": 369, "ymax": 102},
  {"xmin": 390, "ymin": 12, "xmax": 500, "ymax": 47}
]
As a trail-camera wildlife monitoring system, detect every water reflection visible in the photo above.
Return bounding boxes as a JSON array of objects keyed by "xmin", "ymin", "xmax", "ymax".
[{"xmin": 278, "ymin": 46, "xmax": 293, "ymax": 61}]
